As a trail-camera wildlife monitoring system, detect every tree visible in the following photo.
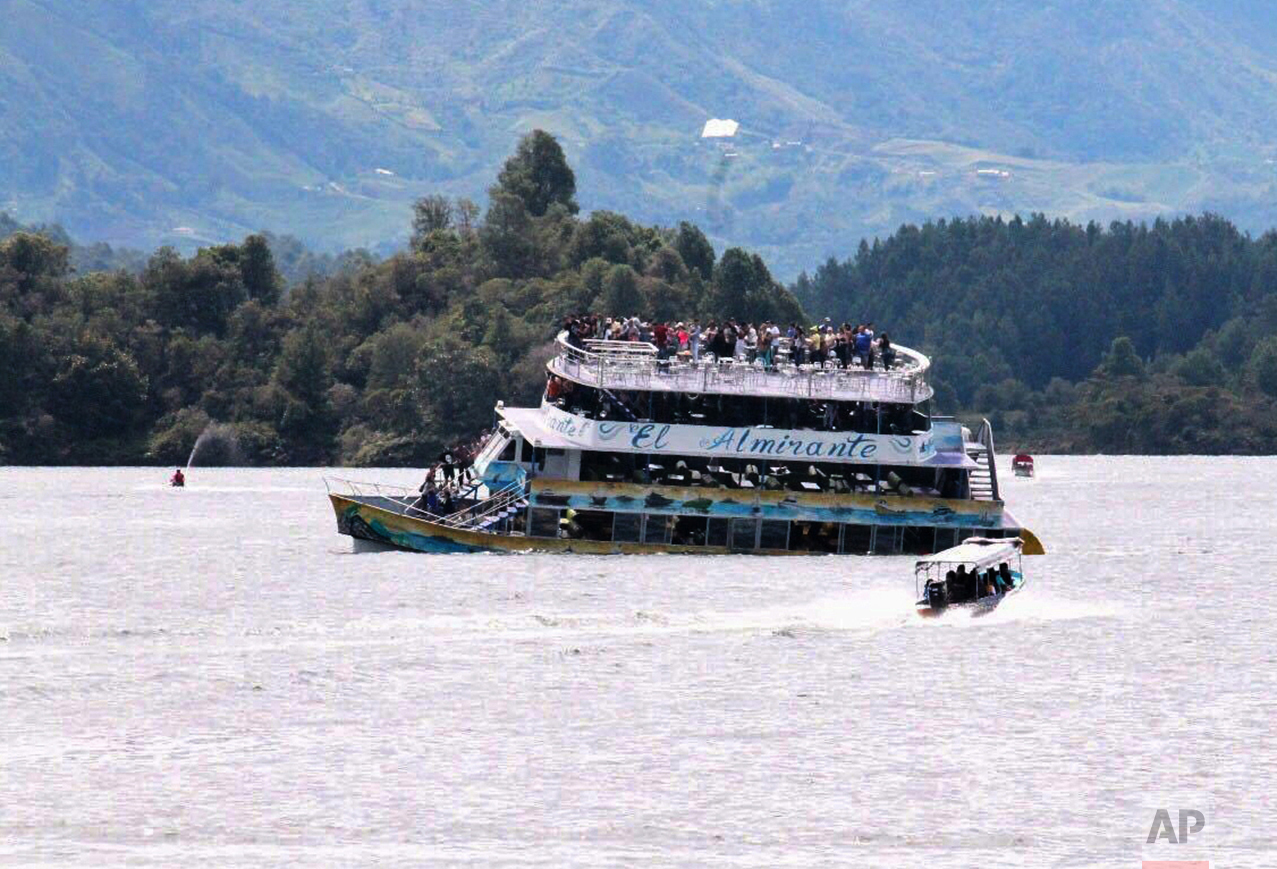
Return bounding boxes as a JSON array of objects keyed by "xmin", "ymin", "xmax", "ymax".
[
  {"xmin": 492, "ymin": 130, "xmax": 578, "ymax": 217},
  {"xmin": 708, "ymin": 248, "xmax": 803, "ymax": 322},
  {"xmin": 144, "ymin": 247, "xmax": 246, "ymax": 336},
  {"xmin": 271, "ymin": 325, "xmax": 336, "ymax": 462},
  {"xmin": 412, "ymin": 194, "xmax": 454, "ymax": 242},
  {"xmin": 1251, "ymin": 336, "xmax": 1277, "ymax": 399},
  {"xmin": 600, "ymin": 264, "xmax": 643, "ymax": 315},
  {"xmin": 1100, "ymin": 336, "xmax": 1145, "ymax": 378},
  {"xmin": 1173, "ymin": 347, "xmax": 1226, "ymax": 387},
  {"xmin": 275, "ymin": 325, "xmax": 332, "ymax": 404},
  {"xmin": 569, "ymin": 211, "xmax": 636, "ymax": 266},
  {"xmin": 454, "ymin": 198, "xmax": 481, "ymax": 234},
  {"xmin": 675, "ymin": 222, "xmax": 715, "ymax": 281},
  {"xmin": 480, "ymin": 191, "xmax": 537, "ymax": 277},
  {"xmin": 413, "ymin": 336, "xmax": 503, "ymax": 452},
  {"xmin": 48, "ymin": 336, "xmax": 149, "ymax": 438},
  {"xmin": 0, "ymin": 231, "xmax": 69, "ymax": 290},
  {"xmin": 239, "ymin": 234, "xmax": 283, "ymax": 305}
]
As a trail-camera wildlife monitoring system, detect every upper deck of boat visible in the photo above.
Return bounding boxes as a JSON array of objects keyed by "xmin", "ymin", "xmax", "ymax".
[{"xmin": 549, "ymin": 332, "xmax": 935, "ymax": 405}]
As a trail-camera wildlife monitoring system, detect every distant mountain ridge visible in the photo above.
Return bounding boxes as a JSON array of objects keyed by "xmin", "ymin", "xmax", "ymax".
[{"xmin": 6, "ymin": 0, "xmax": 1277, "ymax": 276}]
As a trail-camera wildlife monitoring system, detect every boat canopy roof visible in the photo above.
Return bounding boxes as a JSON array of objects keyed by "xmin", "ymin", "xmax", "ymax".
[
  {"xmin": 498, "ymin": 406, "xmax": 580, "ymax": 449},
  {"xmin": 916, "ymin": 537, "xmax": 1022, "ymax": 569}
]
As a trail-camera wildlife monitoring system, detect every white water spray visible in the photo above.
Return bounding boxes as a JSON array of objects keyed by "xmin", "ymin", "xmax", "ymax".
[{"xmin": 186, "ymin": 423, "xmax": 244, "ymax": 468}]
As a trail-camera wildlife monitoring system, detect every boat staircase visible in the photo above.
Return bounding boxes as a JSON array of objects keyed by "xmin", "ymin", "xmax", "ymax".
[
  {"xmin": 436, "ymin": 479, "xmax": 529, "ymax": 532},
  {"xmin": 967, "ymin": 418, "xmax": 1001, "ymax": 502},
  {"xmin": 325, "ymin": 476, "xmax": 529, "ymax": 532}
]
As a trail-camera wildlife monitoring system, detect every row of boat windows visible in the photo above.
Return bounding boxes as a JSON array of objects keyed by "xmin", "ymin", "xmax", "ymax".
[
  {"xmin": 520, "ymin": 508, "xmax": 1009, "ymax": 554},
  {"xmin": 487, "ymin": 443, "xmax": 973, "ymax": 499},
  {"xmin": 577, "ymin": 451, "xmax": 967, "ymax": 498},
  {"xmin": 547, "ymin": 382, "xmax": 931, "ymax": 434}
]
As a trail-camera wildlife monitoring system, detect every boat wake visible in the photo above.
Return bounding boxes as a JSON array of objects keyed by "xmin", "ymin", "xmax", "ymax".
[
  {"xmin": 428, "ymin": 587, "xmax": 920, "ymax": 642},
  {"xmin": 920, "ymin": 585, "xmax": 1121, "ymax": 627}
]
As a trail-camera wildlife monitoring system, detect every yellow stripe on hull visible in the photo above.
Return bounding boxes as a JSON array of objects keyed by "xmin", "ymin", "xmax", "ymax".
[
  {"xmin": 329, "ymin": 494, "xmax": 796, "ymax": 555},
  {"xmin": 329, "ymin": 494, "xmax": 1042, "ymax": 556}
]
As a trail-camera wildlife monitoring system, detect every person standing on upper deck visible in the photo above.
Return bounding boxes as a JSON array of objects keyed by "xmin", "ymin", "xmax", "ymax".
[
  {"xmin": 877, "ymin": 332, "xmax": 895, "ymax": 370},
  {"xmin": 653, "ymin": 321, "xmax": 669, "ymax": 356},
  {"xmin": 855, "ymin": 325, "xmax": 875, "ymax": 370},
  {"xmin": 690, "ymin": 320, "xmax": 702, "ymax": 361}
]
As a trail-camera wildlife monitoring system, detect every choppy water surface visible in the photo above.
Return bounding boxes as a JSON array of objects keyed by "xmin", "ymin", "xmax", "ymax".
[{"xmin": 1, "ymin": 458, "xmax": 1275, "ymax": 867}]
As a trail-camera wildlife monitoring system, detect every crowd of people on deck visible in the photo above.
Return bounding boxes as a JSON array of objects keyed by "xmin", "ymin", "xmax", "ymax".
[
  {"xmin": 411, "ymin": 432, "xmax": 491, "ymax": 517},
  {"xmin": 562, "ymin": 315, "xmax": 896, "ymax": 371}
]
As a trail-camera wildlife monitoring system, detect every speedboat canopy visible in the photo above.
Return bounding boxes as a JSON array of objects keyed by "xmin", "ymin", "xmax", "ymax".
[{"xmin": 915, "ymin": 537, "xmax": 1022, "ymax": 571}]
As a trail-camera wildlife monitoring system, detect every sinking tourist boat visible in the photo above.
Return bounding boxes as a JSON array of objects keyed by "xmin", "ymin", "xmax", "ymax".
[
  {"xmin": 915, "ymin": 537, "xmax": 1025, "ymax": 617},
  {"xmin": 1011, "ymin": 453, "xmax": 1035, "ymax": 477},
  {"xmin": 326, "ymin": 328, "xmax": 1045, "ymax": 556}
]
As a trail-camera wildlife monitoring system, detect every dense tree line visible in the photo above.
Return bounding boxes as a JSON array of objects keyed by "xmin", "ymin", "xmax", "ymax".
[
  {"xmin": 0, "ymin": 131, "xmax": 802, "ymax": 465},
  {"xmin": 794, "ymin": 214, "xmax": 1277, "ymax": 453},
  {"xmin": 5, "ymin": 133, "xmax": 1276, "ymax": 464}
]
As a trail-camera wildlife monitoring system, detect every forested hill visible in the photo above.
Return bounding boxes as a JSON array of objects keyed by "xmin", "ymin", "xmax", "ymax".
[
  {"xmin": 793, "ymin": 215, "xmax": 1277, "ymax": 453},
  {"xmin": 4, "ymin": 131, "xmax": 1276, "ymax": 464},
  {"xmin": 0, "ymin": 132, "xmax": 803, "ymax": 466},
  {"xmin": 9, "ymin": 1, "xmax": 1277, "ymax": 278}
]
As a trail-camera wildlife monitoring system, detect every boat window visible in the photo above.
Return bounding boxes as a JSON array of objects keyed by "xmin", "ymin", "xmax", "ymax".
[
  {"xmin": 873, "ymin": 526, "xmax": 904, "ymax": 554},
  {"xmin": 520, "ymin": 439, "xmax": 534, "ymax": 463},
  {"xmin": 643, "ymin": 514, "xmax": 673, "ymax": 545},
  {"xmin": 498, "ymin": 439, "xmax": 517, "ymax": 461},
  {"xmin": 527, "ymin": 508, "xmax": 560, "ymax": 539},
  {"xmin": 612, "ymin": 512, "xmax": 643, "ymax": 543},
  {"xmin": 789, "ymin": 521, "xmax": 840, "ymax": 553},
  {"xmin": 562, "ymin": 510, "xmax": 613, "ymax": 541},
  {"xmin": 563, "ymin": 383, "xmax": 930, "ymax": 434},
  {"xmin": 671, "ymin": 515, "xmax": 707, "ymax": 546},
  {"xmin": 706, "ymin": 518, "xmax": 729, "ymax": 548},
  {"xmin": 729, "ymin": 519, "xmax": 759, "ymax": 552},
  {"xmin": 901, "ymin": 526, "xmax": 932, "ymax": 555},
  {"xmin": 842, "ymin": 523, "xmax": 873, "ymax": 554},
  {"xmin": 759, "ymin": 520, "xmax": 790, "ymax": 551}
]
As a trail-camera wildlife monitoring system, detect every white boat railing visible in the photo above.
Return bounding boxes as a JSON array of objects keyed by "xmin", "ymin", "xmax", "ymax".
[
  {"xmin": 552, "ymin": 332, "xmax": 933, "ymax": 404},
  {"xmin": 326, "ymin": 477, "xmax": 528, "ymax": 532}
]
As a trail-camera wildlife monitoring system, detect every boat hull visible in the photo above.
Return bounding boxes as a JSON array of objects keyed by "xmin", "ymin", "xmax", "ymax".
[
  {"xmin": 330, "ymin": 494, "xmax": 743, "ymax": 555},
  {"xmin": 331, "ymin": 493, "xmax": 1043, "ymax": 557},
  {"xmin": 916, "ymin": 587, "xmax": 1021, "ymax": 618}
]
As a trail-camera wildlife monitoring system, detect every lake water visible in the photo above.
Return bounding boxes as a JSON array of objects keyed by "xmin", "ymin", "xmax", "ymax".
[{"xmin": 1, "ymin": 458, "xmax": 1274, "ymax": 867}]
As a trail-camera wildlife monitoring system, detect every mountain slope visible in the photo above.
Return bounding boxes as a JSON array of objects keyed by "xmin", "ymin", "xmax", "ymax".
[{"xmin": 5, "ymin": 0, "xmax": 1277, "ymax": 276}]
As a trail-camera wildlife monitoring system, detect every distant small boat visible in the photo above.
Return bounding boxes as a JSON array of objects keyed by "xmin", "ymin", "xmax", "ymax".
[
  {"xmin": 1011, "ymin": 453, "xmax": 1035, "ymax": 477},
  {"xmin": 915, "ymin": 537, "xmax": 1025, "ymax": 617}
]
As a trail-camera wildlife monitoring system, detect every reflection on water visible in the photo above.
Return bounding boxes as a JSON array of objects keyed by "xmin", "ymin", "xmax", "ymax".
[{"xmin": 1, "ymin": 458, "xmax": 1275, "ymax": 867}]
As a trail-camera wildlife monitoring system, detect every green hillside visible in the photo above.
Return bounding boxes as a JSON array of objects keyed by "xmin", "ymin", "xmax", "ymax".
[{"xmin": 6, "ymin": 0, "xmax": 1277, "ymax": 277}]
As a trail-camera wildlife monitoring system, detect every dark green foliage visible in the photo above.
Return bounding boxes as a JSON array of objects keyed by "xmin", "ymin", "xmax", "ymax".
[
  {"xmin": 712, "ymin": 249, "xmax": 804, "ymax": 324},
  {"xmin": 600, "ymin": 264, "xmax": 643, "ymax": 315},
  {"xmin": 49, "ymin": 336, "xmax": 149, "ymax": 439},
  {"xmin": 0, "ymin": 133, "xmax": 803, "ymax": 465},
  {"xmin": 493, "ymin": 130, "xmax": 579, "ymax": 218},
  {"xmin": 675, "ymin": 223, "xmax": 716, "ymax": 282},
  {"xmin": 412, "ymin": 195, "xmax": 454, "ymax": 241},
  {"xmin": 794, "ymin": 214, "xmax": 1277, "ymax": 453},
  {"xmin": 1252, "ymin": 337, "xmax": 1277, "ymax": 399},
  {"xmin": 11, "ymin": 129, "xmax": 1272, "ymax": 462},
  {"xmin": 1102, "ymin": 337, "xmax": 1146, "ymax": 379}
]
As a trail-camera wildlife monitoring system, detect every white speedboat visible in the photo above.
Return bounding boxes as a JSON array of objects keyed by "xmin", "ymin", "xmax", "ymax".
[{"xmin": 915, "ymin": 537, "xmax": 1025, "ymax": 617}]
